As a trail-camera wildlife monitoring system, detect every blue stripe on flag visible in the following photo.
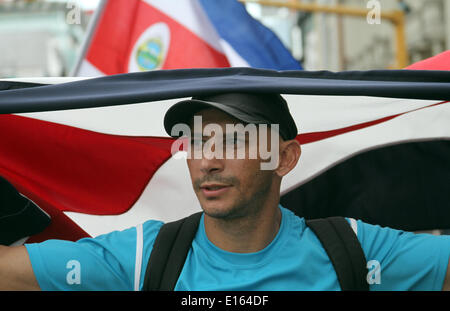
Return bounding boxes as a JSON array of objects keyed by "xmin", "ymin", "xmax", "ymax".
[{"xmin": 198, "ymin": 0, "xmax": 302, "ymax": 70}]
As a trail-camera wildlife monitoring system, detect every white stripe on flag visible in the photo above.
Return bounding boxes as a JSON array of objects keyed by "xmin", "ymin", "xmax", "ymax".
[
  {"xmin": 16, "ymin": 98, "xmax": 186, "ymax": 137},
  {"xmin": 283, "ymin": 94, "xmax": 439, "ymax": 132},
  {"xmin": 16, "ymin": 95, "xmax": 439, "ymax": 137},
  {"xmin": 143, "ymin": 0, "xmax": 225, "ymax": 54},
  {"xmin": 76, "ymin": 60, "xmax": 105, "ymax": 77}
]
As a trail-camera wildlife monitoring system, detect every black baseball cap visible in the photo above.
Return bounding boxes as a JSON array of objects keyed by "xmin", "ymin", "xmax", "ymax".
[{"xmin": 163, "ymin": 92, "xmax": 298, "ymax": 140}]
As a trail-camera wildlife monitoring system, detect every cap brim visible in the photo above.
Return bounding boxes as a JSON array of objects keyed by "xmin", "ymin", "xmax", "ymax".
[{"xmin": 164, "ymin": 99, "xmax": 266, "ymax": 137}]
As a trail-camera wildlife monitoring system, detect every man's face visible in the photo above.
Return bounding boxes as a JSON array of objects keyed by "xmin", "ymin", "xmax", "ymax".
[{"xmin": 186, "ymin": 108, "xmax": 277, "ymax": 220}]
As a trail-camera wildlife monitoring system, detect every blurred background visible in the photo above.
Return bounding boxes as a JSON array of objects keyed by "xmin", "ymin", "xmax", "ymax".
[{"xmin": 0, "ymin": 0, "xmax": 448, "ymax": 78}]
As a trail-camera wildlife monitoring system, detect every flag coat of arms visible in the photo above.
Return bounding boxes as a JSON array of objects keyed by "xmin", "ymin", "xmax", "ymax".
[{"xmin": 0, "ymin": 51, "xmax": 450, "ymax": 244}]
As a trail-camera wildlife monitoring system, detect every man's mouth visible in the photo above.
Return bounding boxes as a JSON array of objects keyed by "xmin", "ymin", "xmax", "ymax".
[{"xmin": 200, "ymin": 183, "xmax": 232, "ymax": 197}]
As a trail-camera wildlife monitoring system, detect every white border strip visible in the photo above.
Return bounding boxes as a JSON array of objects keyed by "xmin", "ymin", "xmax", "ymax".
[
  {"xmin": 349, "ymin": 218, "xmax": 358, "ymax": 236},
  {"xmin": 134, "ymin": 223, "xmax": 144, "ymax": 291}
]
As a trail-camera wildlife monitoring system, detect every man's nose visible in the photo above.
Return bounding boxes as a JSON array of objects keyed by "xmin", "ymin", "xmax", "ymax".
[{"xmin": 199, "ymin": 146, "xmax": 225, "ymax": 174}]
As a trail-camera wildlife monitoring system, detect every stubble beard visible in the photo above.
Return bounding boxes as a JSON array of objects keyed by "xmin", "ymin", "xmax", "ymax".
[{"xmin": 195, "ymin": 173, "xmax": 274, "ymax": 222}]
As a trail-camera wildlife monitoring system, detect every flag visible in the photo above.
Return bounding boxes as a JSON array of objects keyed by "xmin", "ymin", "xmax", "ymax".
[
  {"xmin": 0, "ymin": 53, "xmax": 449, "ymax": 244},
  {"xmin": 74, "ymin": 0, "xmax": 301, "ymax": 76},
  {"xmin": 405, "ymin": 50, "xmax": 450, "ymax": 71}
]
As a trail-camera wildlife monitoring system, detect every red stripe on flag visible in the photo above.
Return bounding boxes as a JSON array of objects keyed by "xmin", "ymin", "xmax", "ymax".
[{"xmin": 0, "ymin": 114, "xmax": 174, "ymax": 217}]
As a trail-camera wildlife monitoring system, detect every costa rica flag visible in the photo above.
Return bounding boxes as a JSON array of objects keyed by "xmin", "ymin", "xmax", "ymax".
[{"xmin": 74, "ymin": 0, "xmax": 302, "ymax": 76}]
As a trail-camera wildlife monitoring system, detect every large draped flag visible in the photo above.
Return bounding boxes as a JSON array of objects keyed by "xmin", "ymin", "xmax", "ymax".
[
  {"xmin": 73, "ymin": 0, "xmax": 302, "ymax": 76},
  {"xmin": 0, "ymin": 52, "xmax": 450, "ymax": 245}
]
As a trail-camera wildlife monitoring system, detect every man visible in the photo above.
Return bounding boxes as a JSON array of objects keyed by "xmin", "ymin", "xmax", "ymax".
[{"xmin": 0, "ymin": 92, "xmax": 449, "ymax": 291}]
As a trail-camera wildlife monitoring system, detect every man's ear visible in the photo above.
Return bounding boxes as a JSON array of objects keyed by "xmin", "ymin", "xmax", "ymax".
[{"xmin": 275, "ymin": 139, "xmax": 301, "ymax": 178}]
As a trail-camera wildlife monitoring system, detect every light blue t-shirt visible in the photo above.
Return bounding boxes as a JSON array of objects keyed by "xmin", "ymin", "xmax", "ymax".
[{"xmin": 25, "ymin": 206, "xmax": 450, "ymax": 291}]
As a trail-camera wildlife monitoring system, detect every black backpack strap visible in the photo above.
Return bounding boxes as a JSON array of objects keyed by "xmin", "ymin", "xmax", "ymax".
[
  {"xmin": 306, "ymin": 216, "xmax": 369, "ymax": 291},
  {"xmin": 142, "ymin": 212, "xmax": 203, "ymax": 291}
]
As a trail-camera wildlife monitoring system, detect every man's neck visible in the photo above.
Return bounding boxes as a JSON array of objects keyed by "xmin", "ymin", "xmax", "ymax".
[{"xmin": 203, "ymin": 203, "xmax": 282, "ymax": 253}]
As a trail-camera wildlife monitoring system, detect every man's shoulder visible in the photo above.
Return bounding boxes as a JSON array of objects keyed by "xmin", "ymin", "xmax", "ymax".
[
  {"xmin": 141, "ymin": 218, "xmax": 165, "ymax": 231},
  {"xmin": 140, "ymin": 218, "xmax": 165, "ymax": 245},
  {"xmin": 279, "ymin": 205, "xmax": 403, "ymax": 240},
  {"xmin": 279, "ymin": 206, "xmax": 415, "ymax": 251},
  {"xmin": 78, "ymin": 218, "xmax": 165, "ymax": 256}
]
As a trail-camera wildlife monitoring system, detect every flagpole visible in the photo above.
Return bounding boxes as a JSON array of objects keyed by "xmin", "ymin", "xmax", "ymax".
[{"xmin": 70, "ymin": 0, "xmax": 108, "ymax": 76}]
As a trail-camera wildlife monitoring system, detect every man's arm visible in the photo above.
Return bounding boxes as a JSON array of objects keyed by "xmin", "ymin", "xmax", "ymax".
[
  {"xmin": 0, "ymin": 245, "xmax": 40, "ymax": 290},
  {"xmin": 443, "ymin": 259, "xmax": 450, "ymax": 291}
]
